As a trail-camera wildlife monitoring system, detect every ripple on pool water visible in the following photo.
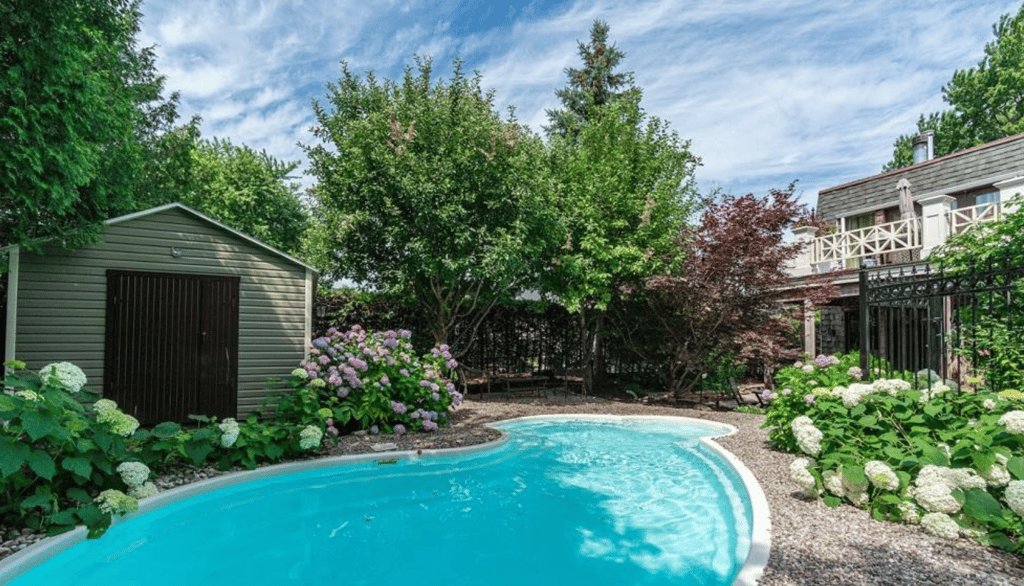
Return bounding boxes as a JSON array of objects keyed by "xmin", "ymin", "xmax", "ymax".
[{"xmin": 4, "ymin": 418, "xmax": 752, "ymax": 586}]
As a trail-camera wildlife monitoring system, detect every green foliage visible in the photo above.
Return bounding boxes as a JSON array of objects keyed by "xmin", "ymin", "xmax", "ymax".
[
  {"xmin": 171, "ymin": 138, "xmax": 309, "ymax": 255},
  {"xmin": 885, "ymin": 3, "xmax": 1024, "ymax": 170},
  {"xmin": 278, "ymin": 325, "xmax": 462, "ymax": 434},
  {"xmin": 304, "ymin": 56, "xmax": 555, "ymax": 347},
  {"xmin": 0, "ymin": 363, "xmax": 136, "ymax": 538},
  {"xmin": 545, "ymin": 19, "xmax": 635, "ymax": 138},
  {"xmin": 542, "ymin": 91, "xmax": 700, "ymax": 313},
  {"xmin": 763, "ymin": 352, "xmax": 1024, "ymax": 552},
  {"xmin": 0, "ymin": 0, "xmax": 185, "ymax": 249},
  {"xmin": 930, "ymin": 196, "xmax": 1024, "ymax": 391}
]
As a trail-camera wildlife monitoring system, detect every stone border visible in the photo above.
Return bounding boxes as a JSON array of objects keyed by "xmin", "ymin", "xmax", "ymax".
[{"xmin": 0, "ymin": 415, "xmax": 771, "ymax": 586}]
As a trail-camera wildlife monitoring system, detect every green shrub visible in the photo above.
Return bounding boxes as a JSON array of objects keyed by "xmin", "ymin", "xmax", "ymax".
[
  {"xmin": 762, "ymin": 352, "xmax": 1024, "ymax": 552},
  {"xmin": 0, "ymin": 360, "xmax": 141, "ymax": 537},
  {"xmin": 285, "ymin": 325, "xmax": 462, "ymax": 435}
]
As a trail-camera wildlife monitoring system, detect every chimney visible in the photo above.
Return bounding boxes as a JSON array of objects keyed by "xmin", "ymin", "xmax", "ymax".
[{"xmin": 912, "ymin": 130, "xmax": 935, "ymax": 164}]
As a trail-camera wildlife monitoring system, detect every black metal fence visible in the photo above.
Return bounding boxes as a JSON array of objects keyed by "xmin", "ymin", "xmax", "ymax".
[
  {"xmin": 313, "ymin": 294, "xmax": 659, "ymax": 383},
  {"xmin": 859, "ymin": 254, "xmax": 1024, "ymax": 390}
]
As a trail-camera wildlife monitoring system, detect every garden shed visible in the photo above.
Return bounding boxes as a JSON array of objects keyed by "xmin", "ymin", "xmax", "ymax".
[{"xmin": 1, "ymin": 203, "xmax": 317, "ymax": 424}]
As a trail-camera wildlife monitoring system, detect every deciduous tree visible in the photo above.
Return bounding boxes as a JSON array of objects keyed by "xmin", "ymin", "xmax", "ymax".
[
  {"xmin": 175, "ymin": 138, "xmax": 308, "ymax": 255},
  {"xmin": 618, "ymin": 185, "xmax": 832, "ymax": 398},
  {"xmin": 541, "ymin": 21, "xmax": 701, "ymax": 389},
  {"xmin": 303, "ymin": 57, "xmax": 555, "ymax": 352}
]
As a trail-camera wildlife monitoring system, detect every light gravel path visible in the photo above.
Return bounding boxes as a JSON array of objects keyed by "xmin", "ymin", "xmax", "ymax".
[{"xmin": 3, "ymin": 395, "xmax": 1023, "ymax": 585}]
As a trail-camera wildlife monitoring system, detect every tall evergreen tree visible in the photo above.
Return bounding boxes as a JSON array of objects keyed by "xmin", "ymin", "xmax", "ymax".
[{"xmin": 544, "ymin": 19, "xmax": 636, "ymax": 138}]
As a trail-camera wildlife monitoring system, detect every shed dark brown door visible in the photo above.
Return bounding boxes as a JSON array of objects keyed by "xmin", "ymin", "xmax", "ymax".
[{"xmin": 105, "ymin": 270, "xmax": 239, "ymax": 424}]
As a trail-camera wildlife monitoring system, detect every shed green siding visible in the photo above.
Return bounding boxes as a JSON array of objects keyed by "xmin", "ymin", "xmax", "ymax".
[{"xmin": 12, "ymin": 205, "xmax": 313, "ymax": 419}]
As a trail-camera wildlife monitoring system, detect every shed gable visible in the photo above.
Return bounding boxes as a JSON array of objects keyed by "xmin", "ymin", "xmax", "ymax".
[{"xmin": 11, "ymin": 205, "xmax": 313, "ymax": 420}]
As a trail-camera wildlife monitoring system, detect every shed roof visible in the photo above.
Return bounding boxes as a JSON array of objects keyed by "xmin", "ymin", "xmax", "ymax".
[
  {"xmin": 107, "ymin": 203, "xmax": 318, "ymax": 274},
  {"xmin": 816, "ymin": 132, "xmax": 1024, "ymax": 220},
  {"xmin": 2, "ymin": 202, "xmax": 318, "ymax": 275}
]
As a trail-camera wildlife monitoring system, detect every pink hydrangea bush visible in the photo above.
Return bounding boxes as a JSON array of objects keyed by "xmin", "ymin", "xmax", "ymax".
[{"xmin": 294, "ymin": 325, "xmax": 463, "ymax": 434}]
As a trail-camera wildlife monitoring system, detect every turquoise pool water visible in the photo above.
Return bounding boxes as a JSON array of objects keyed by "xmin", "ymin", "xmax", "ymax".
[{"xmin": 3, "ymin": 417, "xmax": 753, "ymax": 586}]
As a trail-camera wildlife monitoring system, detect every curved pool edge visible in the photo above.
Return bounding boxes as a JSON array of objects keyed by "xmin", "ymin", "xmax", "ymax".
[
  {"xmin": 485, "ymin": 414, "xmax": 771, "ymax": 586},
  {"xmin": 0, "ymin": 431, "xmax": 512, "ymax": 585},
  {"xmin": 0, "ymin": 413, "xmax": 772, "ymax": 586}
]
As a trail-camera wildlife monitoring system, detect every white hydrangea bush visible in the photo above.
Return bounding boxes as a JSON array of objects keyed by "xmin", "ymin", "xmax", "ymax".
[
  {"xmin": 39, "ymin": 362, "xmax": 87, "ymax": 393},
  {"xmin": 767, "ymin": 352, "xmax": 1024, "ymax": 552}
]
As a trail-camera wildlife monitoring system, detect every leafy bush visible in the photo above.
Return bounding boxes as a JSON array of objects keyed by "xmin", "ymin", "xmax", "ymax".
[
  {"xmin": 763, "ymin": 353, "xmax": 1024, "ymax": 552},
  {"xmin": 0, "ymin": 360, "xmax": 143, "ymax": 538},
  {"xmin": 282, "ymin": 325, "xmax": 463, "ymax": 434}
]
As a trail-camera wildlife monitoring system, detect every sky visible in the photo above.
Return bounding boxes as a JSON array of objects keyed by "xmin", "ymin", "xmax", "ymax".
[{"xmin": 138, "ymin": 0, "xmax": 1022, "ymax": 209}]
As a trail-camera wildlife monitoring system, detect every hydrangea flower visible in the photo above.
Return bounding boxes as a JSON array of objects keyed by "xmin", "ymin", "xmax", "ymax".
[
  {"xmin": 780, "ymin": 388, "xmax": 792, "ymax": 396},
  {"xmin": 116, "ymin": 462, "xmax": 151, "ymax": 488},
  {"xmin": 804, "ymin": 394, "xmax": 815, "ymax": 406},
  {"xmin": 997, "ymin": 410, "xmax": 1024, "ymax": 435},
  {"xmin": 218, "ymin": 418, "xmax": 240, "ymax": 448},
  {"xmin": 15, "ymin": 390, "xmax": 41, "ymax": 402},
  {"xmin": 309, "ymin": 378, "xmax": 327, "ymax": 389},
  {"xmin": 913, "ymin": 465, "xmax": 986, "ymax": 513},
  {"xmin": 822, "ymin": 469, "xmax": 844, "ymax": 496},
  {"xmin": 919, "ymin": 383, "xmax": 951, "ymax": 402},
  {"xmin": 791, "ymin": 416, "xmax": 823, "ymax": 456},
  {"xmin": 920, "ymin": 512, "xmax": 960, "ymax": 540},
  {"xmin": 897, "ymin": 501, "xmax": 920, "ymax": 524},
  {"xmin": 93, "ymin": 399, "xmax": 118, "ymax": 413},
  {"xmin": 316, "ymin": 408, "xmax": 333, "ymax": 419},
  {"xmin": 870, "ymin": 378, "xmax": 912, "ymax": 395},
  {"xmin": 801, "ymin": 364, "xmax": 814, "ymax": 373},
  {"xmin": 847, "ymin": 366, "xmax": 863, "ymax": 380},
  {"xmin": 291, "ymin": 368, "xmax": 308, "ymax": 379},
  {"xmin": 814, "ymin": 354, "xmax": 839, "ymax": 368},
  {"xmin": 129, "ymin": 481, "xmax": 159, "ymax": 500},
  {"xmin": 94, "ymin": 489, "xmax": 138, "ymax": 516},
  {"xmin": 298, "ymin": 425, "xmax": 323, "ymax": 450},
  {"xmin": 864, "ymin": 460, "xmax": 900, "ymax": 491},
  {"xmin": 1005, "ymin": 480, "xmax": 1024, "ymax": 516},
  {"xmin": 837, "ymin": 383, "xmax": 872, "ymax": 407},
  {"xmin": 981, "ymin": 464, "xmax": 1011, "ymax": 488},
  {"xmin": 393, "ymin": 424, "xmax": 406, "ymax": 435},
  {"xmin": 422, "ymin": 419, "xmax": 439, "ymax": 432},
  {"xmin": 97, "ymin": 408, "xmax": 140, "ymax": 437},
  {"xmin": 39, "ymin": 362, "xmax": 87, "ymax": 393},
  {"xmin": 982, "ymin": 398, "xmax": 997, "ymax": 410},
  {"xmin": 789, "ymin": 457, "xmax": 817, "ymax": 495}
]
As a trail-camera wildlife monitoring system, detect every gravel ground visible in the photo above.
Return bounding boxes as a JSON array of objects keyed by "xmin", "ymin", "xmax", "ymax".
[{"xmin": 2, "ymin": 395, "xmax": 1023, "ymax": 585}]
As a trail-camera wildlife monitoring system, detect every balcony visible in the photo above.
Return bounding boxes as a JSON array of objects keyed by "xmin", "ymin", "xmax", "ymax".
[{"xmin": 788, "ymin": 201, "xmax": 1003, "ymax": 277}]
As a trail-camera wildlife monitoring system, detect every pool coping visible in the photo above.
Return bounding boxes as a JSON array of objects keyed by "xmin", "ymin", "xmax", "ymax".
[{"xmin": 0, "ymin": 415, "xmax": 770, "ymax": 586}]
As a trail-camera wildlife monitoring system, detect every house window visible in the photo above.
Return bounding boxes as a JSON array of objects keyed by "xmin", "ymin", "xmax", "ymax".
[
  {"xmin": 846, "ymin": 213, "xmax": 873, "ymax": 231},
  {"xmin": 975, "ymin": 190, "xmax": 999, "ymax": 208}
]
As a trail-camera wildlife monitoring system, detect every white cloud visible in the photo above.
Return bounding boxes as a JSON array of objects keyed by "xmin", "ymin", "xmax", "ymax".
[{"xmin": 138, "ymin": 0, "xmax": 1023, "ymax": 207}]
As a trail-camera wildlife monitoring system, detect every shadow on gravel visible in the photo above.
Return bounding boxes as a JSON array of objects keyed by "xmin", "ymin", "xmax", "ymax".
[{"xmin": 762, "ymin": 539, "xmax": 1024, "ymax": 586}]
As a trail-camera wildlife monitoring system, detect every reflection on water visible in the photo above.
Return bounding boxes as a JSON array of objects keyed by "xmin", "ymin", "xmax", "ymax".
[{"xmin": 7, "ymin": 418, "xmax": 751, "ymax": 586}]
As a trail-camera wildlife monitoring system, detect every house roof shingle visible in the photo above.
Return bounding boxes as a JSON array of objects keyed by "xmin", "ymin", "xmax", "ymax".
[{"xmin": 817, "ymin": 132, "xmax": 1024, "ymax": 220}]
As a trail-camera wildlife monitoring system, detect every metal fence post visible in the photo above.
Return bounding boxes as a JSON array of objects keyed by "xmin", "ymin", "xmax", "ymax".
[{"xmin": 859, "ymin": 265, "xmax": 870, "ymax": 380}]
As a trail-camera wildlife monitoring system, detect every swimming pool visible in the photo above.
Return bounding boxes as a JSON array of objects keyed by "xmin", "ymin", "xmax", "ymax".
[{"xmin": 0, "ymin": 415, "xmax": 770, "ymax": 586}]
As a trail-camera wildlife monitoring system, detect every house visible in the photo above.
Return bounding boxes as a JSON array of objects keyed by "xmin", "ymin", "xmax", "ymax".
[
  {"xmin": 2, "ymin": 203, "xmax": 317, "ymax": 424},
  {"xmin": 785, "ymin": 131, "xmax": 1024, "ymax": 355}
]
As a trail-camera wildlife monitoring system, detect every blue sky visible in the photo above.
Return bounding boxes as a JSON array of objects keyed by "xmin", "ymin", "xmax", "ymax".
[{"xmin": 139, "ymin": 0, "xmax": 1021, "ymax": 209}]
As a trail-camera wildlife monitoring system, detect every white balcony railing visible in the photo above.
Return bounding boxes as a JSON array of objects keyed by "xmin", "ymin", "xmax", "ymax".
[
  {"xmin": 948, "ymin": 201, "xmax": 1002, "ymax": 234},
  {"xmin": 789, "ymin": 201, "xmax": 1005, "ymax": 277},
  {"xmin": 813, "ymin": 217, "xmax": 920, "ymax": 265}
]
